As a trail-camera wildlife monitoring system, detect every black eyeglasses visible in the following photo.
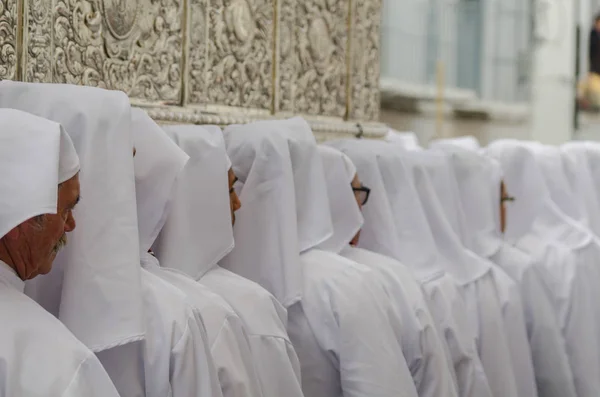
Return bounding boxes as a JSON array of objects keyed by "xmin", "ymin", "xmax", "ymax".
[
  {"xmin": 501, "ymin": 195, "xmax": 515, "ymax": 204},
  {"xmin": 352, "ymin": 185, "xmax": 371, "ymax": 206}
]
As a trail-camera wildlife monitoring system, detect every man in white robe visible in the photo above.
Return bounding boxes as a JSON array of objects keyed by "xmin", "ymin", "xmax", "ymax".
[
  {"xmin": 487, "ymin": 141, "xmax": 600, "ymax": 397},
  {"xmin": 100, "ymin": 108, "xmax": 244, "ymax": 397},
  {"xmin": 316, "ymin": 144, "xmax": 459, "ymax": 397},
  {"xmin": 0, "ymin": 108, "xmax": 120, "ymax": 396},
  {"xmin": 224, "ymin": 119, "xmax": 419, "ymax": 397},
  {"xmin": 330, "ymin": 139, "xmax": 493, "ymax": 397},
  {"xmin": 561, "ymin": 143, "xmax": 600, "ymax": 237},
  {"xmin": 133, "ymin": 111, "xmax": 270, "ymax": 397},
  {"xmin": 437, "ymin": 145, "xmax": 576, "ymax": 397},
  {"xmin": 0, "ymin": 81, "xmax": 146, "ymax": 393},
  {"xmin": 406, "ymin": 150, "xmax": 523, "ymax": 397},
  {"xmin": 431, "ymin": 146, "xmax": 538, "ymax": 397},
  {"xmin": 154, "ymin": 124, "xmax": 303, "ymax": 397}
]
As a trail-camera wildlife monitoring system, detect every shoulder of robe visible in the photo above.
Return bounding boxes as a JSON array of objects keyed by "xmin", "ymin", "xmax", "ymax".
[{"xmin": 0, "ymin": 286, "xmax": 97, "ymax": 394}]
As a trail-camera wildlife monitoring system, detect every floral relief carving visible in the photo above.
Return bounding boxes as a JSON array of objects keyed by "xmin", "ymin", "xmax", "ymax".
[
  {"xmin": 12, "ymin": 0, "xmax": 382, "ymax": 124},
  {"xmin": 43, "ymin": 0, "xmax": 183, "ymax": 103},
  {"xmin": 349, "ymin": 0, "xmax": 381, "ymax": 121},
  {"xmin": 187, "ymin": 0, "xmax": 273, "ymax": 110},
  {"xmin": 279, "ymin": 0, "xmax": 348, "ymax": 117},
  {"xmin": 0, "ymin": 0, "xmax": 17, "ymax": 80}
]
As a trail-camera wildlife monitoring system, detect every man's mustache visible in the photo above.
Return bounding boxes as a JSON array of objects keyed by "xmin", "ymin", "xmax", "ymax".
[{"xmin": 53, "ymin": 234, "xmax": 68, "ymax": 254}]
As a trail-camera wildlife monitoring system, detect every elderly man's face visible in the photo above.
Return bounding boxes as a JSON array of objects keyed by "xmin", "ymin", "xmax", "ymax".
[
  {"xmin": 2, "ymin": 173, "xmax": 80, "ymax": 280},
  {"xmin": 350, "ymin": 174, "xmax": 363, "ymax": 246},
  {"xmin": 228, "ymin": 168, "xmax": 242, "ymax": 226}
]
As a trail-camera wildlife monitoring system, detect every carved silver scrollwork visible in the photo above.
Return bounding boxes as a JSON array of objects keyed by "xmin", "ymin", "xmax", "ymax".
[
  {"xmin": 349, "ymin": 0, "xmax": 381, "ymax": 121},
  {"xmin": 278, "ymin": 0, "xmax": 348, "ymax": 118},
  {"xmin": 9, "ymin": 0, "xmax": 382, "ymax": 130},
  {"xmin": 0, "ymin": 0, "xmax": 17, "ymax": 80}
]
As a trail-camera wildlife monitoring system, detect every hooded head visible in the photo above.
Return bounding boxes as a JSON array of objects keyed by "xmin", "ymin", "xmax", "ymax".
[
  {"xmin": 574, "ymin": 142, "xmax": 600, "ymax": 235},
  {"xmin": 0, "ymin": 80, "xmax": 144, "ymax": 352},
  {"xmin": 485, "ymin": 140, "xmax": 549, "ymax": 243},
  {"xmin": 316, "ymin": 145, "xmax": 364, "ymax": 254},
  {"xmin": 327, "ymin": 139, "xmax": 445, "ymax": 282},
  {"xmin": 221, "ymin": 122, "xmax": 302, "ymax": 307},
  {"xmin": 154, "ymin": 125, "xmax": 235, "ymax": 280},
  {"xmin": 528, "ymin": 143, "xmax": 586, "ymax": 225},
  {"xmin": 253, "ymin": 117, "xmax": 333, "ymax": 252},
  {"xmin": 130, "ymin": 109, "xmax": 190, "ymax": 255},
  {"xmin": 384, "ymin": 129, "xmax": 422, "ymax": 150},
  {"xmin": 403, "ymin": 150, "xmax": 490, "ymax": 284},
  {"xmin": 432, "ymin": 145, "xmax": 503, "ymax": 258},
  {"xmin": 0, "ymin": 109, "xmax": 80, "ymax": 281},
  {"xmin": 429, "ymin": 135, "xmax": 481, "ymax": 151}
]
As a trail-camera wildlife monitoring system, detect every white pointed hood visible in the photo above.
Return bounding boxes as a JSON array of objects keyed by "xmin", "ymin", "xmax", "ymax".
[
  {"xmin": 384, "ymin": 129, "xmax": 422, "ymax": 150},
  {"xmin": 327, "ymin": 139, "xmax": 445, "ymax": 282},
  {"xmin": 429, "ymin": 136, "xmax": 481, "ymax": 151},
  {"xmin": 131, "ymin": 109, "xmax": 189, "ymax": 254},
  {"xmin": 0, "ymin": 109, "xmax": 79, "ymax": 240},
  {"xmin": 561, "ymin": 142, "xmax": 600, "ymax": 236},
  {"xmin": 316, "ymin": 145, "xmax": 364, "ymax": 254},
  {"xmin": 153, "ymin": 125, "xmax": 235, "ymax": 280},
  {"xmin": 405, "ymin": 150, "xmax": 491, "ymax": 284},
  {"xmin": 486, "ymin": 140, "xmax": 590, "ymax": 248},
  {"xmin": 0, "ymin": 80, "xmax": 144, "ymax": 352},
  {"xmin": 433, "ymin": 146, "xmax": 503, "ymax": 258},
  {"xmin": 529, "ymin": 143, "xmax": 586, "ymax": 226},
  {"xmin": 254, "ymin": 117, "xmax": 333, "ymax": 252},
  {"xmin": 221, "ymin": 122, "xmax": 302, "ymax": 307},
  {"xmin": 574, "ymin": 142, "xmax": 600, "ymax": 236}
]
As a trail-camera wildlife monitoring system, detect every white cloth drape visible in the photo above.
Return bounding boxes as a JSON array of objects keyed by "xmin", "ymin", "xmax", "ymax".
[
  {"xmin": 487, "ymin": 141, "xmax": 600, "ymax": 397},
  {"xmin": 157, "ymin": 124, "xmax": 303, "ymax": 397},
  {"xmin": 0, "ymin": 80, "xmax": 145, "ymax": 354},
  {"xmin": 433, "ymin": 146, "xmax": 538, "ymax": 397}
]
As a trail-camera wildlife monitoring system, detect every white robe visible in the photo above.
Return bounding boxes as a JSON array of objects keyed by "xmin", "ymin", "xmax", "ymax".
[
  {"xmin": 486, "ymin": 265, "xmax": 537, "ymax": 397},
  {"xmin": 490, "ymin": 243, "xmax": 577, "ymax": 397},
  {"xmin": 141, "ymin": 255, "xmax": 264, "ymax": 397},
  {"xmin": 517, "ymin": 233, "xmax": 600, "ymax": 397},
  {"xmin": 420, "ymin": 272, "xmax": 492, "ymax": 397},
  {"xmin": 288, "ymin": 249, "xmax": 419, "ymax": 397},
  {"xmin": 340, "ymin": 246, "xmax": 458, "ymax": 397},
  {"xmin": 97, "ymin": 267, "xmax": 222, "ymax": 397},
  {"xmin": 0, "ymin": 261, "xmax": 120, "ymax": 397},
  {"xmin": 201, "ymin": 266, "xmax": 304, "ymax": 397}
]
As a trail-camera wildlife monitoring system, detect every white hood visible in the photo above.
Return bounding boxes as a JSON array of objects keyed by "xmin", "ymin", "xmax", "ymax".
[
  {"xmin": 429, "ymin": 136, "xmax": 481, "ymax": 151},
  {"xmin": 403, "ymin": 150, "xmax": 491, "ymax": 284},
  {"xmin": 131, "ymin": 109, "xmax": 189, "ymax": 254},
  {"xmin": 316, "ymin": 145, "xmax": 364, "ymax": 254},
  {"xmin": 221, "ymin": 122, "xmax": 302, "ymax": 307},
  {"xmin": 0, "ymin": 109, "xmax": 79, "ymax": 239},
  {"xmin": 155, "ymin": 125, "xmax": 235, "ymax": 280},
  {"xmin": 327, "ymin": 139, "xmax": 446, "ymax": 282},
  {"xmin": 432, "ymin": 146, "xmax": 503, "ymax": 258},
  {"xmin": 0, "ymin": 81, "xmax": 144, "ymax": 352}
]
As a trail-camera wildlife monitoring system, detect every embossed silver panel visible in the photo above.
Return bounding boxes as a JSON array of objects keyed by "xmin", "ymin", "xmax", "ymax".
[
  {"xmin": 4, "ymin": 0, "xmax": 383, "ymax": 134},
  {"xmin": 0, "ymin": 0, "xmax": 17, "ymax": 81}
]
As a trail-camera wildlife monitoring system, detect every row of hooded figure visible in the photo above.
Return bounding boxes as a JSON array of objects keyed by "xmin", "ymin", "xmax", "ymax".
[{"xmin": 1, "ymin": 79, "xmax": 600, "ymax": 397}]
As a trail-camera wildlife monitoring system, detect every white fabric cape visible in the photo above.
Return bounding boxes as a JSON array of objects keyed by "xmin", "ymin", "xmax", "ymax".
[
  {"xmin": 159, "ymin": 124, "xmax": 303, "ymax": 397},
  {"xmin": 96, "ymin": 108, "xmax": 225, "ymax": 397},
  {"xmin": 487, "ymin": 140, "xmax": 600, "ymax": 397},
  {"xmin": 328, "ymin": 139, "xmax": 493, "ymax": 397},
  {"xmin": 317, "ymin": 144, "xmax": 458, "ymax": 397},
  {"xmin": 0, "ymin": 110, "xmax": 118, "ymax": 397},
  {"xmin": 403, "ymin": 149, "xmax": 519, "ymax": 397},
  {"xmin": 0, "ymin": 80, "xmax": 144, "ymax": 353},
  {"xmin": 435, "ymin": 146, "xmax": 544, "ymax": 397},
  {"xmin": 227, "ymin": 118, "xmax": 419, "ymax": 397}
]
